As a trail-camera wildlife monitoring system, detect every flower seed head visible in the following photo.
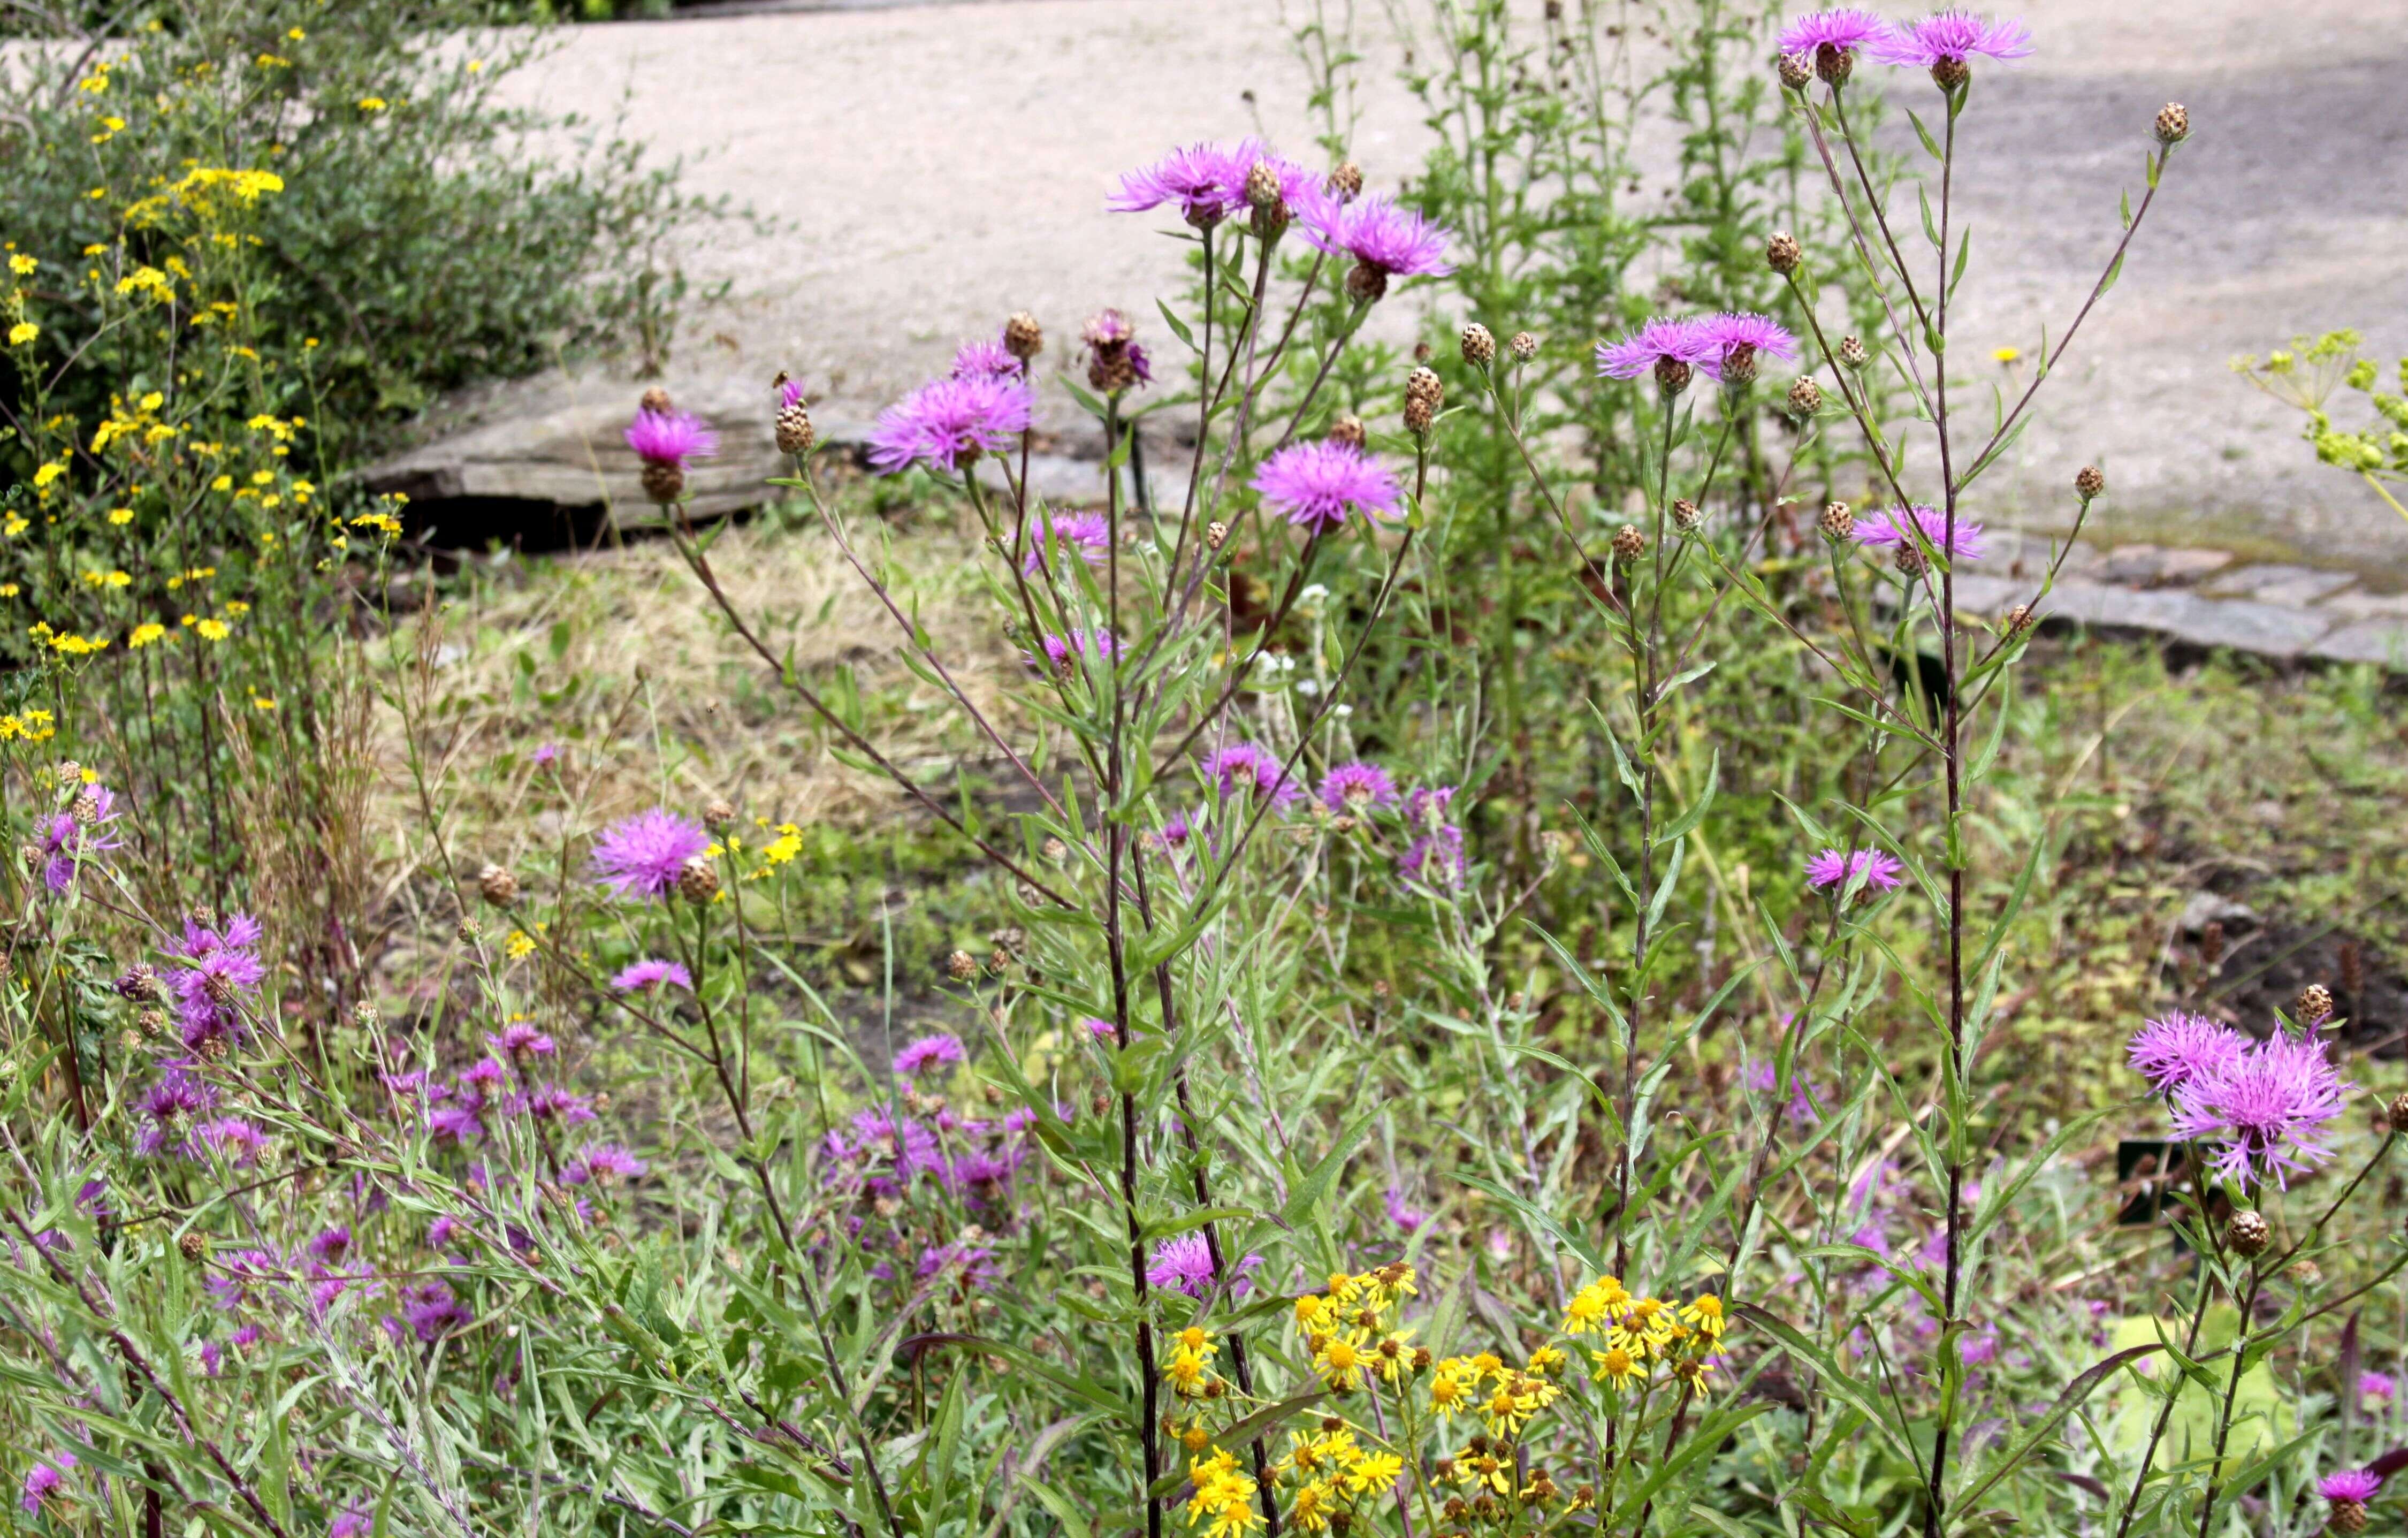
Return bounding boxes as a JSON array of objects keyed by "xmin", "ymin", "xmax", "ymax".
[
  {"xmin": 1345, "ymin": 260, "xmax": 1389, "ymax": 304},
  {"xmin": 2154, "ymin": 102, "xmax": 2189, "ymax": 144},
  {"xmin": 638, "ymin": 386, "xmax": 674, "ymax": 416},
  {"xmin": 1787, "ymin": 377, "xmax": 1824, "ymax": 417},
  {"xmin": 1327, "ymin": 414, "xmax": 1367, "ymax": 450},
  {"xmin": 639, "ymin": 460, "xmax": 685, "ymax": 506},
  {"xmin": 704, "ymin": 798, "xmax": 736, "ymax": 833},
  {"xmin": 477, "ymin": 863, "xmax": 519, "ymax": 907},
  {"xmin": 775, "ymin": 401, "xmax": 816, "ymax": 456},
  {"xmin": 1508, "ymin": 330, "xmax": 1539, "ymax": 362},
  {"xmin": 2075, "ymin": 464, "xmax": 2105, "ymax": 501},
  {"xmin": 1767, "ymin": 231, "xmax": 1803, "ymax": 275},
  {"xmin": 947, "ymin": 948, "xmax": 978, "ymax": 982},
  {"xmin": 1778, "ymin": 50, "xmax": 1813, "ymax": 90},
  {"xmin": 115, "ymin": 963, "xmax": 162, "ymax": 1002},
  {"xmin": 2295, "ymin": 983, "xmax": 2334, "ymax": 1026},
  {"xmin": 1460, "ymin": 322, "xmax": 1496, "ymax": 367},
  {"xmin": 1671, "ymin": 498, "xmax": 1701, "ymax": 534},
  {"xmin": 179, "ymin": 1231, "xmax": 208, "ymax": 1263},
  {"xmin": 676, "ymin": 855, "xmax": 720, "ymax": 905},
  {"xmin": 1818, "ymin": 500, "xmax": 1854, "ymax": 541},
  {"xmin": 1327, "ymin": 162, "xmax": 1363, "ymax": 203},
  {"xmin": 1838, "ymin": 334, "xmax": 1868, "ymax": 368},
  {"xmin": 1246, "ymin": 160, "xmax": 1283, "ymax": 213},
  {"xmin": 1612, "ymin": 523, "xmax": 1645, "ymax": 561},
  {"xmin": 1003, "ymin": 311, "xmax": 1043, "ymax": 360},
  {"xmin": 2226, "ymin": 1209, "xmax": 2270, "ymax": 1257}
]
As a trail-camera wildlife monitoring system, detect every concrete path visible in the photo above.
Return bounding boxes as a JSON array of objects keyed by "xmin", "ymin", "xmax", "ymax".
[{"xmin": 476, "ymin": 0, "xmax": 2408, "ymax": 584}]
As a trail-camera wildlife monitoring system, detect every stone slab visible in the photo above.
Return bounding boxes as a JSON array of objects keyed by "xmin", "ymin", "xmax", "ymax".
[
  {"xmin": 2312, "ymin": 620, "xmax": 2408, "ymax": 666},
  {"xmin": 2205, "ymin": 564, "xmax": 2359, "ymax": 604}
]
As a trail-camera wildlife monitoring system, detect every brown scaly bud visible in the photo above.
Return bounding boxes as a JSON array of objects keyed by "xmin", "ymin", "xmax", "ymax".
[
  {"xmin": 1654, "ymin": 356, "xmax": 1693, "ymax": 395},
  {"xmin": 1612, "ymin": 524, "xmax": 1646, "ymax": 562},
  {"xmin": 1205, "ymin": 520, "xmax": 1229, "ymax": 550},
  {"xmin": 1671, "ymin": 498, "xmax": 1702, "ymax": 534},
  {"xmin": 2075, "ymin": 465, "xmax": 2106, "ymax": 501},
  {"xmin": 638, "ymin": 387, "xmax": 674, "ymax": 415},
  {"xmin": 1787, "ymin": 377, "xmax": 1824, "ymax": 417},
  {"xmin": 1327, "ymin": 414, "xmax": 1368, "ymax": 450},
  {"xmin": 1815, "ymin": 41, "xmax": 1854, "ymax": 86},
  {"xmin": 1405, "ymin": 366, "xmax": 1444, "ymax": 433},
  {"xmin": 704, "ymin": 797, "xmax": 736, "ymax": 833},
  {"xmin": 1721, "ymin": 342, "xmax": 1761, "ymax": 388},
  {"xmin": 477, "ymin": 863, "xmax": 519, "ymax": 907},
  {"xmin": 1508, "ymin": 330, "xmax": 1539, "ymax": 362},
  {"xmin": 947, "ymin": 949, "xmax": 978, "ymax": 983},
  {"xmin": 135, "ymin": 1006, "xmax": 167, "ymax": 1038},
  {"xmin": 350, "ymin": 1000, "xmax": 380, "ymax": 1031},
  {"xmin": 1003, "ymin": 311, "xmax": 1043, "ymax": 360},
  {"xmin": 2328, "ymin": 1497, "xmax": 2371, "ymax": 1535},
  {"xmin": 115, "ymin": 964, "xmax": 162, "ymax": 1002},
  {"xmin": 1818, "ymin": 500, "xmax": 1854, "ymax": 541},
  {"xmin": 2154, "ymin": 103, "xmax": 2189, "ymax": 144},
  {"xmin": 70, "ymin": 787, "xmax": 99, "ymax": 827},
  {"xmin": 640, "ymin": 461, "xmax": 685, "ymax": 505},
  {"xmin": 1893, "ymin": 540, "xmax": 1929, "ymax": 577},
  {"xmin": 1460, "ymin": 322, "xmax": 1496, "ymax": 368},
  {"xmin": 1930, "ymin": 55, "xmax": 1969, "ymax": 93},
  {"xmin": 178, "ymin": 1231, "xmax": 208, "ymax": 1263},
  {"xmin": 2003, "ymin": 603, "xmax": 2036, "ymax": 636},
  {"xmin": 1346, "ymin": 260, "xmax": 1389, "ymax": 304},
  {"xmin": 2387, "ymin": 1090, "xmax": 2408, "ymax": 1136},
  {"xmin": 1402, "ymin": 399, "xmax": 1434, "ymax": 438},
  {"xmin": 196, "ymin": 1035, "xmax": 228, "ymax": 1063},
  {"xmin": 1767, "ymin": 231, "xmax": 1803, "ymax": 275},
  {"xmin": 1326, "ymin": 162, "xmax": 1363, "ymax": 203},
  {"xmin": 676, "ymin": 855, "xmax": 720, "ymax": 905},
  {"xmin": 1778, "ymin": 50, "xmax": 1813, "ymax": 90},
  {"xmin": 1041, "ymin": 836, "xmax": 1069, "ymax": 864},
  {"xmin": 455, "ymin": 917, "xmax": 483, "ymax": 946},
  {"xmin": 2292, "ymin": 1258, "xmax": 2323, "ymax": 1288},
  {"xmin": 2226, "ymin": 1209, "xmax": 2270, "ymax": 1258},
  {"xmin": 1838, "ymin": 334, "xmax": 1868, "ymax": 368},
  {"xmin": 2295, "ymin": 983, "xmax": 2334, "ymax": 1026},
  {"xmin": 775, "ymin": 401, "xmax": 816, "ymax": 457}
]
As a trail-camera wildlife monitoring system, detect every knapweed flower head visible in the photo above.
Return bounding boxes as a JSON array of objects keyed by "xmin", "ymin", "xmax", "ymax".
[
  {"xmin": 172, "ymin": 911, "xmax": 266, "ymax": 1049},
  {"xmin": 1202, "ymin": 742, "xmax": 1305, "ymax": 811},
  {"xmin": 196, "ymin": 1116, "xmax": 267, "ymax": 1167},
  {"xmin": 1853, "ymin": 505, "xmax": 1987, "ymax": 561},
  {"xmin": 1596, "ymin": 316, "xmax": 1716, "ymax": 392},
  {"xmin": 866, "ymin": 373, "xmax": 1034, "ymax": 475},
  {"xmin": 2361, "ymin": 1369, "xmax": 2396, "ymax": 1407},
  {"xmin": 622, "ymin": 409, "xmax": 716, "ymax": 468},
  {"xmin": 590, "ymin": 809, "xmax": 710, "ymax": 901},
  {"xmin": 1320, "ymin": 761, "xmax": 1399, "ymax": 814},
  {"xmin": 136, "ymin": 1064, "xmax": 217, "ymax": 1157},
  {"xmin": 1805, "ymin": 847, "xmax": 1904, "ymax": 894},
  {"xmin": 2171, "ymin": 1029, "xmax": 2348, "ymax": 1189},
  {"xmin": 41, "ymin": 781, "xmax": 123, "ymax": 894},
  {"xmin": 1251, "ymin": 440, "xmax": 1403, "ymax": 533},
  {"xmin": 610, "ymin": 957, "xmax": 692, "ymax": 993},
  {"xmin": 1300, "ymin": 193, "xmax": 1454, "ymax": 301},
  {"xmin": 2126, "ymin": 1011, "xmax": 2249, "ymax": 1096},
  {"xmin": 950, "ymin": 336, "xmax": 1021, "ymax": 380},
  {"xmin": 1146, "ymin": 1234, "xmax": 1261, "ymax": 1299},
  {"xmin": 2320, "ymin": 1470, "xmax": 2383, "ymax": 1503},
  {"xmin": 1108, "ymin": 138, "xmax": 1260, "ymax": 226},
  {"xmin": 487, "ymin": 1022, "xmax": 556, "ymax": 1060},
  {"xmin": 892, "ymin": 1032, "xmax": 965, "ymax": 1078},
  {"xmin": 1697, "ymin": 311, "xmax": 1800, "ymax": 387},
  {"xmin": 1081, "ymin": 308, "xmax": 1153, "ymax": 393},
  {"xmin": 565, "ymin": 1143, "xmax": 647, "ymax": 1186},
  {"xmin": 1022, "ymin": 510, "xmax": 1110, "ymax": 575},
  {"xmin": 1400, "ymin": 827, "xmax": 1467, "ymax": 889},
  {"xmin": 1026, "ymin": 628, "xmax": 1120, "ymax": 676},
  {"xmin": 1384, "ymin": 1185, "xmax": 1431, "ymax": 1233},
  {"xmin": 1779, "ymin": 7, "xmax": 1891, "ymax": 79},
  {"xmin": 1874, "ymin": 10, "xmax": 2035, "ymax": 72},
  {"xmin": 19, "ymin": 1453, "xmax": 73, "ymax": 1516}
]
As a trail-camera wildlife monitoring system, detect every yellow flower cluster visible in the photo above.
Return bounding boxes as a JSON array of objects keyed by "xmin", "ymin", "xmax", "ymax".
[
  {"xmin": 123, "ymin": 166, "xmax": 286, "ymax": 229},
  {"xmin": 1562, "ymin": 1275, "xmax": 1727, "ymax": 1392},
  {"xmin": 1163, "ymin": 1324, "xmax": 1222, "ymax": 1402},
  {"xmin": 0, "ymin": 708, "xmax": 58, "ymax": 743},
  {"xmin": 1276, "ymin": 1422, "xmax": 1404, "ymax": 1534},
  {"xmin": 1293, "ymin": 1263, "xmax": 1420, "ymax": 1393},
  {"xmin": 1183, "ymin": 1447, "xmax": 1259, "ymax": 1538}
]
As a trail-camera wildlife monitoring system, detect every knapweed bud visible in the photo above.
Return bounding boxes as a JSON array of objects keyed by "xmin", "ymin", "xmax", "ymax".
[
  {"xmin": 1612, "ymin": 524, "xmax": 1646, "ymax": 561},
  {"xmin": 775, "ymin": 400, "xmax": 816, "ymax": 456},
  {"xmin": 1818, "ymin": 500, "xmax": 1854, "ymax": 541},
  {"xmin": 1003, "ymin": 310, "xmax": 1043, "ymax": 360},
  {"xmin": 1328, "ymin": 414, "xmax": 1367, "ymax": 449},
  {"xmin": 2292, "ymin": 1258, "xmax": 2323, "ymax": 1288},
  {"xmin": 2226, "ymin": 1209, "xmax": 2270, "ymax": 1258},
  {"xmin": 704, "ymin": 798, "xmax": 736, "ymax": 833},
  {"xmin": 947, "ymin": 949, "xmax": 978, "ymax": 982},
  {"xmin": 1042, "ymin": 835, "xmax": 1068, "ymax": 864},
  {"xmin": 1838, "ymin": 334, "xmax": 1868, "ymax": 368},
  {"xmin": 1461, "ymin": 322, "xmax": 1496, "ymax": 367},
  {"xmin": 1929, "ymin": 54, "xmax": 1969, "ymax": 92},
  {"xmin": 70, "ymin": 787, "xmax": 98, "ymax": 827},
  {"xmin": 351, "ymin": 999, "xmax": 380, "ymax": 1031},
  {"xmin": 1508, "ymin": 330, "xmax": 1539, "ymax": 362},
  {"xmin": 2295, "ymin": 983, "xmax": 2334, "ymax": 1026},
  {"xmin": 135, "ymin": 1005, "xmax": 167, "ymax": 1038},
  {"xmin": 1893, "ymin": 540, "xmax": 1929, "ymax": 577},
  {"xmin": 1814, "ymin": 41, "xmax": 1854, "ymax": 86},
  {"xmin": 1405, "ymin": 366, "xmax": 1444, "ymax": 433},
  {"xmin": 115, "ymin": 964, "xmax": 162, "ymax": 1002},
  {"xmin": 676, "ymin": 855, "xmax": 720, "ymax": 905},
  {"xmin": 477, "ymin": 863, "xmax": 519, "ymax": 907},
  {"xmin": 1346, "ymin": 260, "xmax": 1389, "ymax": 304},
  {"xmin": 1654, "ymin": 355, "xmax": 1693, "ymax": 395},
  {"xmin": 640, "ymin": 461, "xmax": 685, "ymax": 505},
  {"xmin": 1787, "ymin": 377, "xmax": 1824, "ymax": 417},
  {"xmin": 2328, "ymin": 1497, "xmax": 2371, "ymax": 1536},
  {"xmin": 1778, "ymin": 50, "xmax": 1813, "ymax": 90},
  {"xmin": 638, "ymin": 386, "xmax": 674, "ymax": 416},
  {"xmin": 1767, "ymin": 231, "xmax": 1802, "ymax": 275},
  {"xmin": 1327, "ymin": 162, "xmax": 1363, "ymax": 202},
  {"xmin": 2387, "ymin": 1090, "xmax": 2408, "ymax": 1135},
  {"xmin": 2075, "ymin": 465, "xmax": 2105, "ymax": 501},
  {"xmin": 1671, "ymin": 498, "xmax": 1701, "ymax": 534},
  {"xmin": 178, "ymin": 1231, "xmax": 208, "ymax": 1263},
  {"xmin": 456, "ymin": 917, "xmax": 482, "ymax": 946},
  {"xmin": 1206, "ymin": 520, "xmax": 1229, "ymax": 550},
  {"xmin": 2154, "ymin": 103, "xmax": 2189, "ymax": 144},
  {"xmin": 2003, "ymin": 603, "xmax": 2036, "ymax": 636}
]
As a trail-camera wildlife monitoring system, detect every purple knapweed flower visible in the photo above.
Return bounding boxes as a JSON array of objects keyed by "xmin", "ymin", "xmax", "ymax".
[
  {"xmin": 308, "ymin": 1227, "xmax": 352, "ymax": 1266},
  {"xmin": 1022, "ymin": 511, "xmax": 1111, "ymax": 575},
  {"xmin": 171, "ymin": 911, "xmax": 266, "ymax": 1050},
  {"xmin": 1778, "ymin": 7, "xmax": 1892, "ymax": 79},
  {"xmin": 532, "ymin": 742, "xmax": 560, "ymax": 769},
  {"xmin": 1874, "ymin": 11, "xmax": 2034, "ymax": 75},
  {"xmin": 207, "ymin": 1247, "xmax": 284, "ymax": 1312},
  {"xmin": 487, "ymin": 1022, "xmax": 556, "ymax": 1061},
  {"xmin": 951, "ymin": 337, "xmax": 1022, "ymax": 380},
  {"xmin": 1403, "ymin": 783, "xmax": 1457, "ymax": 832},
  {"xmin": 1696, "ymin": 311, "xmax": 1801, "ymax": 386},
  {"xmin": 1299, "ymin": 193, "xmax": 1454, "ymax": 300},
  {"xmin": 1084, "ymin": 1016, "xmax": 1119, "ymax": 1041},
  {"xmin": 19, "ymin": 1453, "xmax": 73, "ymax": 1517},
  {"xmin": 565, "ymin": 1143, "xmax": 647, "ymax": 1186},
  {"xmin": 623, "ymin": 409, "xmax": 717, "ymax": 468},
  {"xmin": 1747, "ymin": 1057, "xmax": 1824, "ymax": 1125},
  {"xmin": 1109, "ymin": 139, "xmax": 1261, "ymax": 226},
  {"xmin": 2360, "ymin": 1369, "xmax": 2395, "ymax": 1408},
  {"xmin": 1400, "ymin": 826, "xmax": 1467, "ymax": 889},
  {"xmin": 589, "ymin": 809, "xmax": 710, "ymax": 901},
  {"xmin": 1596, "ymin": 316, "xmax": 1717, "ymax": 392},
  {"xmin": 41, "ymin": 782, "xmax": 123, "ymax": 894},
  {"xmin": 427, "ymin": 1214, "xmax": 463, "ymax": 1250},
  {"xmin": 1384, "ymin": 1185, "xmax": 1432, "ymax": 1234},
  {"xmin": 136, "ymin": 1065, "xmax": 218, "ymax": 1158},
  {"xmin": 1251, "ymin": 440, "xmax": 1403, "ymax": 533},
  {"xmin": 1146, "ymin": 1233, "xmax": 1263, "ymax": 1299},
  {"xmin": 2319, "ymin": 1470, "xmax": 2382, "ymax": 1503},
  {"xmin": 1805, "ymin": 847, "xmax": 1905, "ymax": 894},
  {"xmin": 866, "ymin": 374, "xmax": 1035, "ymax": 475},
  {"xmin": 610, "ymin": 957, "xmax": 692, "ymax": 993},
  {"xmin": 196, "ymin": 1116, "xmax": 267, "ymax": 1167},
  {"xmin": 1320, "ymin": 762, "xmax": 1399, "ymax": 814},
  {"xmin": 400, "ymin": 1281, "xmax": 474, "ymax": 1343},
  {"xmin": 1853, "ymin": 505, "xmax": 1987, "ymax": 562},
  {"xmin": 331, "ymin": 1507, "xmax": 374, "ymax": 1538},
  {"xmin": 520, "ymin": 1084, "xmax": 595, "ymax": 1124},
  {"xmin": 1080, "ymin": 308, "xmax": 1154, "ymax": 393},
  {"xmin": 893, "ymin": 1032, "xmax": 966, "ymax": 1079},
  {"xmin": 1025, "ymin": 629, "xmax": 1121, "ymax": 675},
  {"xmin": 2170, "ymin": 1030, "xmax": 2348, "ymax": 1189},
  {"xmin": 916, "ymin": 1242, "xmax": 1001, "ymax": 1289},
  {"xmin": 2125, "ymin": 1012, "xmax": 2249, "ymax": 1097},
  {"xmin": 1202, "ymin": 742, "xmax": 1305, "ymax": 811}
]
